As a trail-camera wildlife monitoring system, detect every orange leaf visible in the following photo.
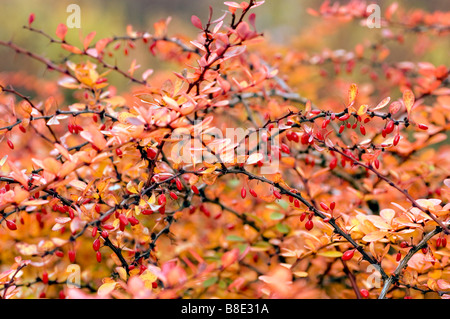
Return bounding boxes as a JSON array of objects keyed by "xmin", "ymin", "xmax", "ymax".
[
  {"xmin": 83, "ymin": 31, "xmax": 96, "ymax": 50},
  {"xmin": 402, "ymin": 89, "xmax": 415, "ymax": 117},
  {"xmin": 61, "ymin": 44, "xmax": 83, "ymax": 54}
]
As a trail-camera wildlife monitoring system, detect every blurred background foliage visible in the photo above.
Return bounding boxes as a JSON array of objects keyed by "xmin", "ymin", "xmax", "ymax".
[{"xmin": 0, "ymin": 0, "xmax": 449, "ymax": 93}]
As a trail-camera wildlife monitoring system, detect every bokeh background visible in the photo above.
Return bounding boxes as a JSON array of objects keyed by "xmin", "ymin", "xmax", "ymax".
[{"xmin": 0, "ymin": 0, "xmax": 449, "ymax": 91}]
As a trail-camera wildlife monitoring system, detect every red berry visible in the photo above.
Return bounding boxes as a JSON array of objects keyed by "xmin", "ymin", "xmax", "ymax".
[
  {"xmin": 422, "ymin": 247, "xmax": 428, "ymax": 254},
  {"xmin": 68, "ymin": 250, "xmax": 76, "ymax": 263},
  {"xmin": 200, "ymin": 204, "xmax": 210, "ymax": 217},
  {"xmin": 93, "ymin": 114, "xmax": 98, "ymax": 123},
  {"xmin": 101, "ymin": 230, "xmax": 109, "ymax": 238},
  {"xmin": 175, "ymin": 178, "xmax": 183, "ymax": 191},
  {"xmin": 7, "ymin": 139, "xmax": 14, "ymax": 150},
  {"xmin": 42, "ymin": 272, "xmax": 49, "ymax": 284},
  {"xmin": 273, "ymin": 190, "xmax": 282, "ymax": 200},
  {"xmin": 301, "ymin": 133, "xmax": 310, "ymax": 145},
  {"xmin": 19, "ymin": 125, "xmax": 26, "ymax": 133},
  {"xmin": 320, "ymin": 202, "xmax": 329, "ymax": 211},
  {"xmin": 386, "ymin": 120, "xmax": 395, "ymax": 134},
  {"xmin": 396, "ymin": 252, "xmax": 401, "ymax": 262},
  {"xmin": 322, "ymin": 119, "xmax": 330, "ymax": 129},
  {"xmin": 400, "ymin": 241, "xmax": 408, "ymax": 248},
  {"xmin": 128, "ymin": 216, "xmax": 139, "ymax": 226},
  {"xmin": 249, "ymin": 189, "xmax": 257, "ymax": 198},
  {"xmin": 442, "ymin": 237, "xmax": 447, "ymax": 247},
  {"xmin": 142, "ymin": 209, "xmax": 153, "ymax": 215},
  {"xmin": 300, "ymin": 212, "xmax": 307, "ymax": 222},
  {"xmin": 59, "ymin": 290, "xmax": 66, "ymax": 299},
  {"xmin": 118, "ymin": 214, "xmax": 129, "ymax": 226},
  {"xmin": 418, "ymin": 124, "xmax": 428, "ymax": 130},
  {"xmin": 147, "ymin": 148, "xmax": 157, "ymax": 159},
  {"xmin": 329, "ymin": 157, "xmax": 338, "ymax": 170},
  {"xmin": 241, "ymin": 187, "xmax": 247, "ymax": 199},
  {"xmin": 330, "ymin": 202, "xmax": 336, "ymax": 210},
  {"xmin": 55, "ymin": 250, "xmax": 64, "ymax": 258},
  {"xmin": 360, "ymin": 289, "xmax": 369, "ymax": 298},
  {"xmin": 6, "ymin": 220, "xmax": 17, "ymax": 230},
  {"xmin": 93, "ymin": 238, "xmax": 101, "ymax": 251},
  {"xmin": 342, "ymin": 250, "xmax": 355, "ymax": 261},
  {"xmin": 158, "ymin": 194, "xmax": 166, "ymax": 206},
  {"xmin": 152, "ymin": 281, "xmax": 158, "ymax": 289},
  {"xmin": 339, "ymin": 125, "xmax": 345, "ymax": 134},
  {"xmin": 359, "ymin": 125, "xmax": 366, "ymax": 135},
  {"xmin": 436, "ymin": 238, "xmax": 442, "ymax": 248},
  {"xmin": 393, "ymin": 134, "xmax": 400, "ymax": 146},
  {"xmin": 294, "ymin": 199, "xmax": 300, "ymax": 208},
  {"xmin": 96, "ymin": 251, "xmax": 102, "ymax": 263},
  {"xmin": 191, "ymin": 185, "xmax": 200, "ymax": 194},
  {"xmin": 39, "ymin": 292, "xmax": 46, "ymax": 299},
  {"xmin": 103, "ymin": 224, "xmax": 114, "ymax": 230},
  {"xmin": 305, "ymin": 220, "xmax": 314, "ymax": 231},
  {"xmin": 339, "ymin": 114, "xmax": 350, "ymax": 121},
  {"xmin": 115, "ymin": 148, "xmax": 123, "ymax": 157},
  {"xmin": 280, "ymin": 143, "xmax": 290, "ymax": 154},
  {"xmin": 374, "ymin": 159, "xmax": 380, "ymax": 169},
  {"xmin": 169, "ymin": 191, "xmax": 178, "ymax": 200}
]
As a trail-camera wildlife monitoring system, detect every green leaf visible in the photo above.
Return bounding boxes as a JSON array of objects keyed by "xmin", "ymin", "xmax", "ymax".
[
  {"xmin": 203, "ymin": 276, "xmax": 218, "ymax": 288},
  {"xmin": 252, "ymin": 241, "xmax": 272, "ymax": 251},
  {"xmin": 218, "ymin": 280, "xmax": 227, "ymax": 290},
  {"xmin": 228, "ymin": 179, "xmax": 241, "ymax": 188},
  {"xmin": 270, "ymin": 212, "xmax": 284, "ymax": 220},
  {"xmin": 237, "ymin": 243, "xmax": 248, "ymax": 254},
  {"xmin": 247, "ymin": 213, "xmax": 263, "ymax": 223},
  {"xmin": 278, "ymin": 199, "xmax": 289, "ymax": 210},
  {"xmin": 226, "ymin": 235, "xmax": 246, "ymax": 242},
  {"xmin": 276, "ymin": 223, "xmax": 290, "ymax": 234},
  {"xmin": 317, "ymin": 251, "xmax": 343, "ymax": 258}
]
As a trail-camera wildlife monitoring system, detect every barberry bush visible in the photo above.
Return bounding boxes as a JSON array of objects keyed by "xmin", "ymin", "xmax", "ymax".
[{"xmin": 0, "ymin": 0, "xmax": 449, "ymax": 299}]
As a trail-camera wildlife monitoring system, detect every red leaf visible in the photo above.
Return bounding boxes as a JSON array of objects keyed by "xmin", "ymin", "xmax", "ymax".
[
  {"xmin": 56, "ymin": 23, "xmax": 68, "ymax": 41},
  {"xmin": 28, "ymin": 13, "xmax": 35, "ymax": 26},
  {"xmin": 191, "ymin": 15, "xmax": 203, "ymax": 29}
]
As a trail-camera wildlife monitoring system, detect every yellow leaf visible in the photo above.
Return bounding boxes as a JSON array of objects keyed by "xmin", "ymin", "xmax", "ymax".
[
  {"xmin": 103, "ymin": 96, "xmax": 126, "ymax": 107},
  {"xmin": 116, "ymin": 267, "xmax": 128, "ymax": 281},
  {"xmin": 293, "ymin": 271, "xmax": 308, "ymax": 277},
  {"xmin": 21, "ymin": 200, "xmax": 49, "ymax": 206},
  {"xmin": 0, "ymin": 155, "xmax": 7, "ymax": 167},
  {"xmin": 362, "ymin": 231, "xmax": 388, "ymax": 242},
  {"xmin": 126, "ymin": 181, "xmax": 138, "ymax": 194},
  {"xmin": 97, "ymin": 282, "xmax": 117, "ymax": 296},
  {"xmin": 163, "ymin": 96, "xmax": 180, "ymax": 112},
  {"xmin": 357, "ymin": 104, "xmax": 368, "ymax": 116},
  {"xmin": 348, "ymin": 83, "xmax": 358, "ymax": 106},
  {"xmin": 317, "ymin": 251, "xmax": 343, "ymax": 258},
  {"xmin": 140, "ymin": 269, "xmax": 157, "ymax": 289}
]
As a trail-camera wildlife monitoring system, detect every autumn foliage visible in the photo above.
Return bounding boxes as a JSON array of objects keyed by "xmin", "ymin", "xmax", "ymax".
[{"xmin": 0, "ymin": 0, "xmax": 450, "ymax": 299}]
